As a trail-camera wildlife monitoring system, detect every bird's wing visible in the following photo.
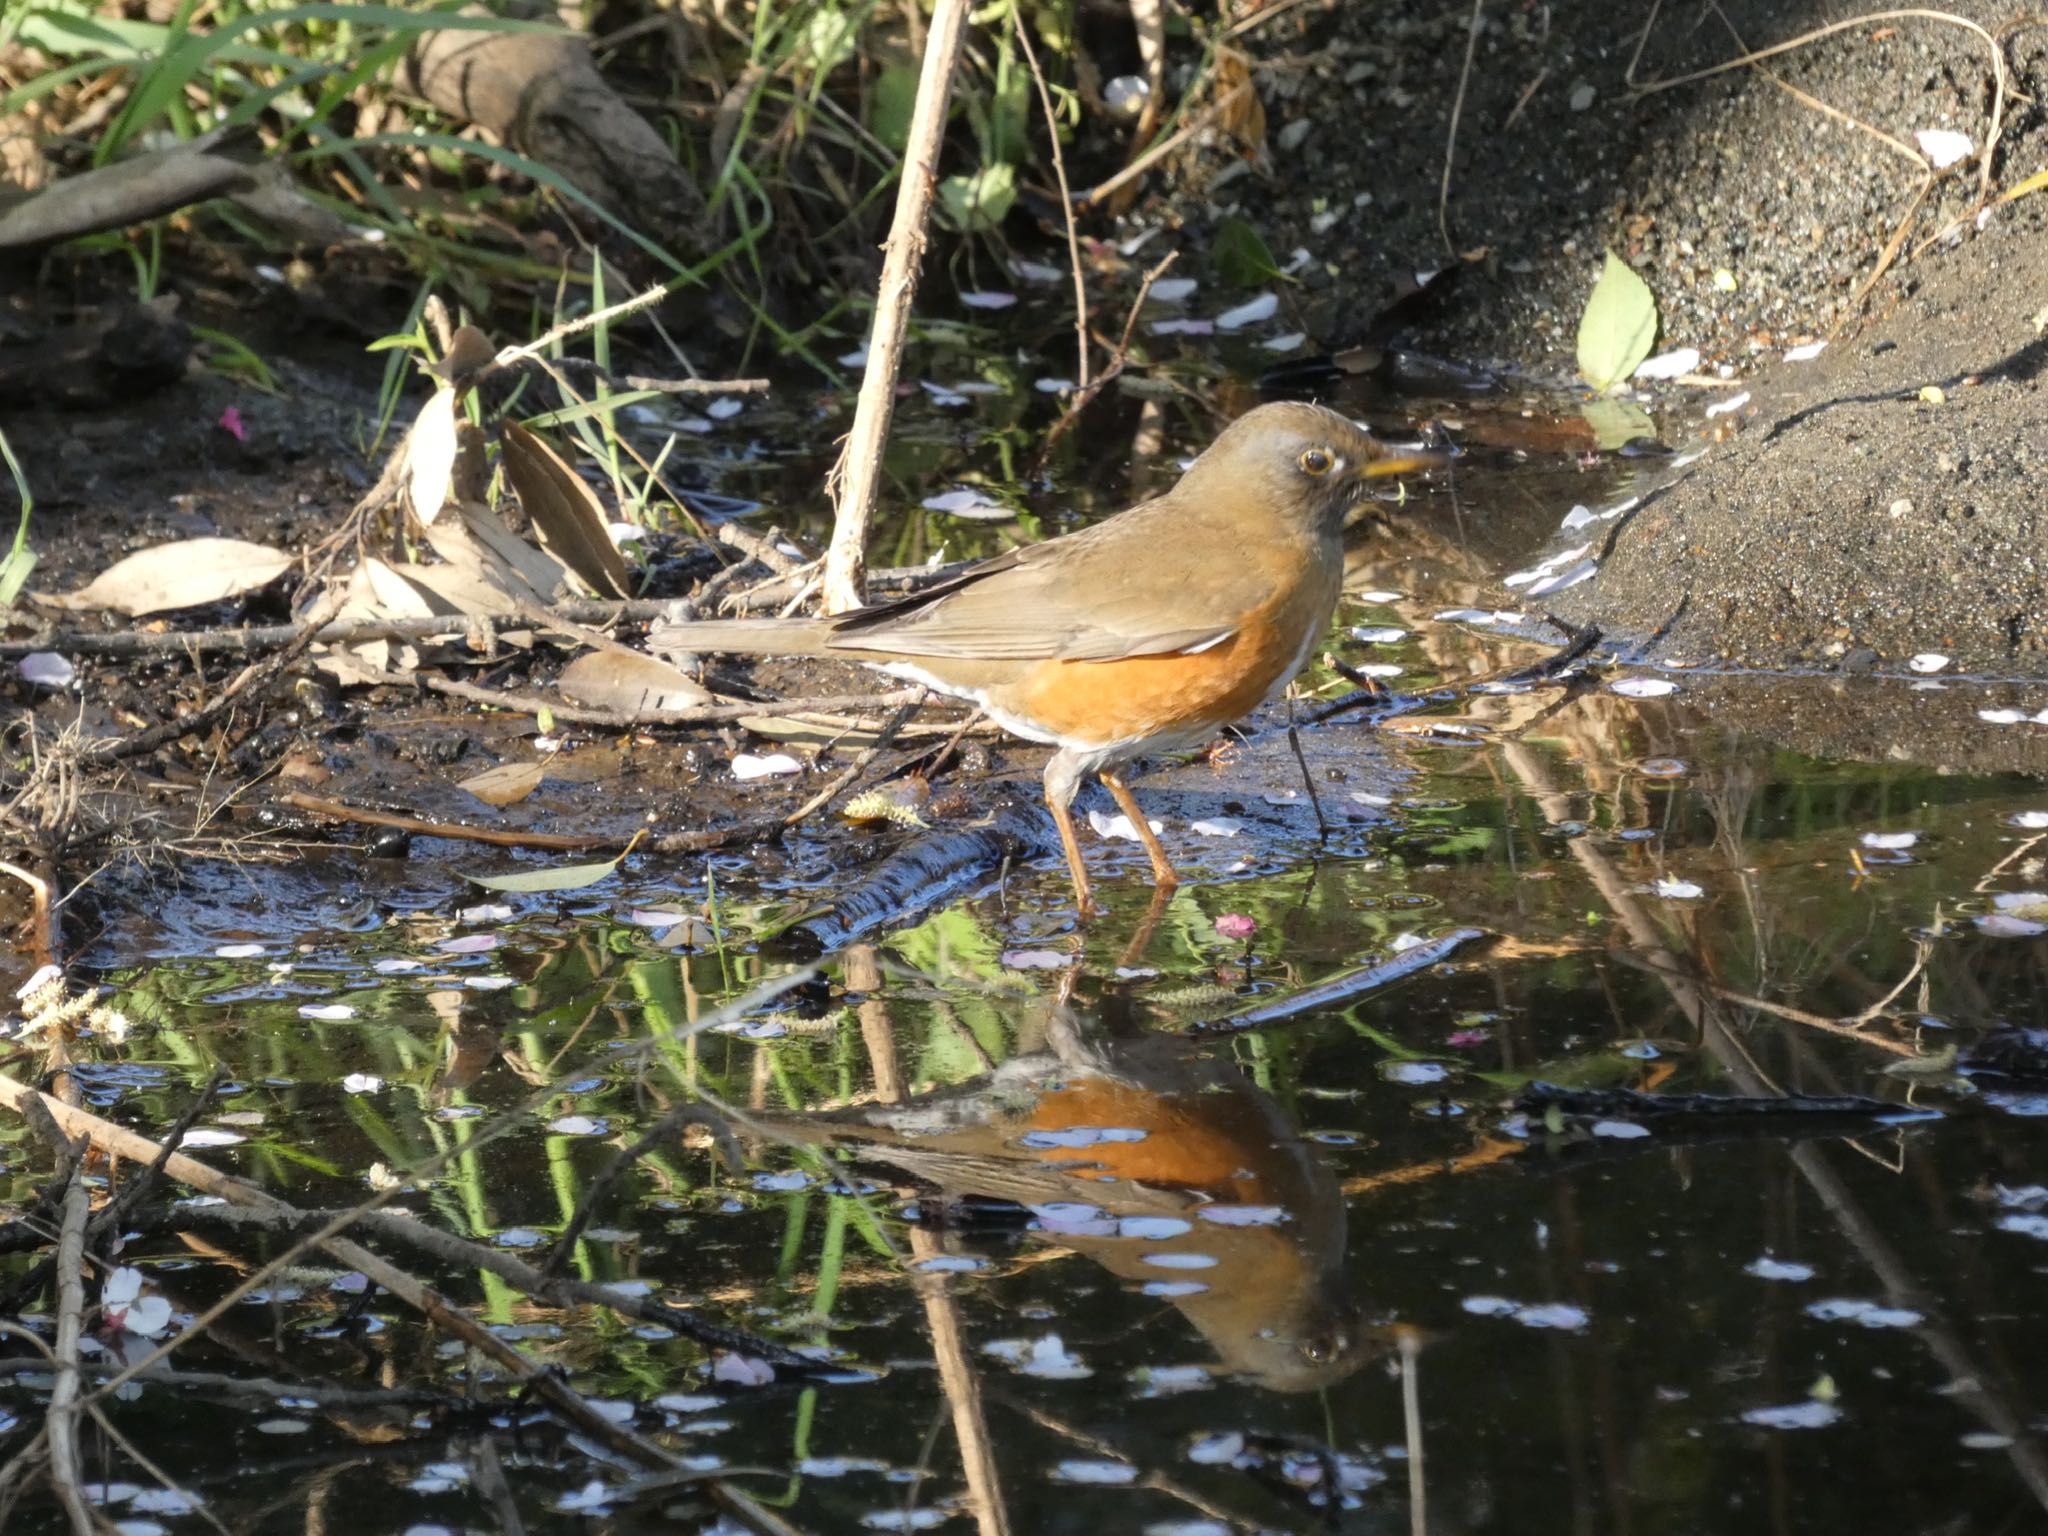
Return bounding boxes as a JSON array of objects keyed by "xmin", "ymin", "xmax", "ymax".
[{"xmin": 826, "ymin": 506, "xmax": 1284, "ymax": 662}]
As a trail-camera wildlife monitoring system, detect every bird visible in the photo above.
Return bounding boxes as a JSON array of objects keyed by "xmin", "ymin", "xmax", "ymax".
[
  {"xmin": 746, "ymin": 1000, "xmax": 1374, "ymax": 1390},
  {"xmin": 649, "ymin": 401, "xmax": 1433, "ymax": 917}
]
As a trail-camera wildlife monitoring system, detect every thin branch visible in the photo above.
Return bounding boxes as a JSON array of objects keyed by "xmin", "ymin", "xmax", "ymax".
[
  {"xmin": 820, "ymin": 0, "xmax": 974, "ymax": 613},
  {"xmin": 46, "ymin": 1162, "xmax": 99, "ymax": 1536},
  {"xmin": 1011, "ymin": 10, "xmax": 1089, "ymax": 392},
  {"xmin": 1438, "ymin": 0, "xmax": 1484, "ymax": 258},
  {"xmin": 1074, "ymin": 84, "xmax": 1251, "ymax": 208}
]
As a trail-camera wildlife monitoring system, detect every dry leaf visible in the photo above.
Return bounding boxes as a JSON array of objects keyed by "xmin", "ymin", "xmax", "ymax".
[
  {"xmin": 458, "ymin": 760, "xmax": 547, "ymax": 807},
  {"xmin": 417, "ymin": 503, "xmax": 561, "ymax": 616},
  {"xmin": 500, "ymin": 422, "xmax": 632, "ymax": 599},
  {"xmin": 450, "ymin": 501, "xmax": 566, "ymax": 599},
  {"xmin": 403, "ymin": 387, "xmax": 460, "ymax": 527},
  {"xmin": 38, "ymin": 538, "xmax": 293, "ymax": 616},
  {"xmin": 359, "ymin": 555, "xmax": 452, "ymax": 616},
  {"xmin": 1215, "ymin": 53, "xmax": 1266, "ymax": 152},
  {"xmin": 558, "ymin": 649, "xmax": 709, "ymax": 713}
]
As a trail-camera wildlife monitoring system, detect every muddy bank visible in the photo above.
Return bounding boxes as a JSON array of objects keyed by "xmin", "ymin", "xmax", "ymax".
[{"xmin": 1174, "ymin": 0, "xmax": 2047, "ymax": 675}]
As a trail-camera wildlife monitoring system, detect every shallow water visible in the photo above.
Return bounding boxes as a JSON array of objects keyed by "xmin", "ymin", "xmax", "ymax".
[{"xmin": 9, "ymin": 367, "xmax": 2048, "ymax": 1535}]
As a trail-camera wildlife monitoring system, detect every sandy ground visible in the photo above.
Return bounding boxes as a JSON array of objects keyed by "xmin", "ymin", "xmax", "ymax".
[{"xmin": 1152, "ymin": 0, "xmax": 2048, "ymax": 674}]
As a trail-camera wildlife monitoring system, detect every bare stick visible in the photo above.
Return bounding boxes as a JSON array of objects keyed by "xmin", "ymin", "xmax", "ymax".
[
  {"xmin": 1399, "ymin": 1327, "xmax": 1426, "ymax": 1536},
  {"xmin": 820, "ymin": 0, "xmax": 973, "ymax": 614},
  {"xmin": 275, "ymin": 791, "xmax": 789, "ymax": 857},
  {"xmin": 46, "ymin": 1163, "xmax": 96, "ymax": 1536},
  {"xmin": 1438, "ymin": 0, "xmax": 1484, "ymax": 257},
  {"xmin": 488, "ymin": 282, "xmax": 679, "ymax": 372},
  {"xmin": 1012, "ymin": 10, "xmax": 1089, "ymax": 392},
  {"xmin": 0, "ymin": 601, "xmax": 685, "ymax": 660}
]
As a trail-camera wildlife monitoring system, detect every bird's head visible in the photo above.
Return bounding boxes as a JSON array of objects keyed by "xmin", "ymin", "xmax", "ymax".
[{"xmin": 1179, "ymin": 400, "xmax": 1436, "ymax": 539}]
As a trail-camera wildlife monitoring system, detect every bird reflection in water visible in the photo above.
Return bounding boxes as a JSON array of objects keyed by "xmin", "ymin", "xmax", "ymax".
[{"xmin": 751, "ymin": 984, "xmax": 1378, "ymax": 1393}]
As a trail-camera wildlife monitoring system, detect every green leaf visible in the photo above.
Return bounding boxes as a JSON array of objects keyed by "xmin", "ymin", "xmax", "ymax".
[
  {"xmin": 937, "ymin": 163, "xmax": 1016, "ymax": 233},
  {"xmin": 463, "ymin": 840, "xmax": 637, "ymax": 893},
  {"xmin": 988, "ymin": 52, "xmax": 1030, "ymax": 165},
  {"xmin": 1576, "ymin": 251, "xmax": 1658, "ymax": 391},
  {"xmin": 803, "ymin": 6, "xmax": 862, "ymax": 72},
  {"xmin": 871, "ymin": 62, "xmax": 920, "ymax": 153},
  {"xmin": 0, "ymin": 426, "xmax": 32, "ymax": 613},
  {"xmin": 1214, "ymin": 216, "xmax": 1282, "ymax": 288}
]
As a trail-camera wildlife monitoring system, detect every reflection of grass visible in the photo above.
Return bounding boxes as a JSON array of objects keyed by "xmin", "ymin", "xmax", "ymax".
[{"xmin": 39, "ymin": 726, "xmax": 2047, "ymax": 1523}]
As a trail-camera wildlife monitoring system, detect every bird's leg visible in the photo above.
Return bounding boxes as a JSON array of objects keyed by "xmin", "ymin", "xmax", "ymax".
[
  {"xmin": 1118, "ymin": 882, "xmax": 1174, "ymax": 971},
  {"xmin": 1102, "ymin": 770, "xmax": 1179, "ymax": 890},
  {"xmin": 1043, "ymin": 754, "xmax": 1101, "ymax": 920}
]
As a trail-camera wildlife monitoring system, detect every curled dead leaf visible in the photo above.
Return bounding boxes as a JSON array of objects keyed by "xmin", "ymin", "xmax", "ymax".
[
  {"xmin": 500, "ymin": 422, "xmax": 632, "ymax": 599},
  {"xmin": 403, "ymin": 386, "xmax": 461, "ymax": 526}
]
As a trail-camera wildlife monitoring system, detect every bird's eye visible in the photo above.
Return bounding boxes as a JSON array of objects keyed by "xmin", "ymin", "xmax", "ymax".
[{"xmin": 1298, "ymin": 447, "xmax": 1336, "ymax": 476}]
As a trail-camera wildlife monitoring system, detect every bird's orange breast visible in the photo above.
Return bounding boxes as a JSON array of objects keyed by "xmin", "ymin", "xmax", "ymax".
[{"xmin": 1001, "ymin": 573, "xmax": 1336, "ymax": 751}]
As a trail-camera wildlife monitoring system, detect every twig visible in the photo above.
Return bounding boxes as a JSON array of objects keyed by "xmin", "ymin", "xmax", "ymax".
[
  {"xmin": 81, "ymin": 588, "xmax": 346, "ymax": 762},
  {"xmin": 1438, "ymin": 0, "xmax": 1485, "ymax": 257},
  {"xmin": 779, "ymin": 689, "xmax": 930, "ymax": 827},
  {"xmin": 820, "ymin": 0, "xmax": 973, "ymax": 614},
  {"xmin": 0, "ymin": 601, "xmax": 686, "ymax": 660},
  {"xmin": 1285, "ymin": 721, "xmax": 1329, "ymax": 842},
  {"xmin": 0, "ymin": 860, "xmax": 55, "ymax": 973},
  {"xmin": 47, "ymin": 1160, "xmax": 98, "ymax": 1536},
  {"xmin": 1073, "ymin": 84, "xmax": 1251, "ymax": 208},
  {"xmin": 0, "ymin": 1358, "xmax": 462, "ymax": 1411},
  {"xmin": 1188, "ymin": 929, "xmax": 1493, "ymax": 1034},
  {"xmin": 487, "ymin": 282, "xmax": 678, "ymax": 373},
  {"xmin": 148, "ymin": 1203, "xmax": 821, "ymax": 1371},
  {"xmin": 1037, "ymin": 252, "xmax": 1178, "ymax": 460},
  {"xmin": 398, "ymin": 668, "xmax": 936, "ymax": 728},
  {"xmin": 717, "ymin": 522, "xmax": 805, "ymax": 575},
  {"xmin": 274, "ymin": 791, "xmax": 786, "ymax": 857},
  {"xmin": 1399, "ymin": 1327, "xmax": 1426, "ymax": 1536},
  {"xmin": 619, "ymin": 373, "xmax": 771, "ymax": 395},
  {"xmin": 543, "ymin": 1103, "xmax": 744, "ymax": 1277},
  {"xmin": 1011, "ymin": 9, "xmax": 1089, "ymax": 392}
]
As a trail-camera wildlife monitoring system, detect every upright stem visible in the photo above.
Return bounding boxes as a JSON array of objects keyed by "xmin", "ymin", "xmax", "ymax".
[{"xmin": 820, "ymin": 0, "xmax": 972, "ymax": 614}]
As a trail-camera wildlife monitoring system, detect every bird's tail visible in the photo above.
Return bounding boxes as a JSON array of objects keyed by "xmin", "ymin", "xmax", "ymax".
[{"xmin": 645, "ymin": 616, "xmax": 841, "ymax": 658}]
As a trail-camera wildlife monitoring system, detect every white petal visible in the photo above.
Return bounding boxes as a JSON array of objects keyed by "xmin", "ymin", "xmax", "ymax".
[
  {"xmin": 1215, "ymin": 293, "xmax": 1280, "ymax": 330},
  {"xmin": 1915, "ymin": 128, "xmax": 1974, "ymax": 168},
  {"xmin": 731, "ymin": 753, "xmax": 801, "ymax": 780},
  {"xmin": 19, "ymin": 652, "xmax": 75, "ymax": 688},
  {"xmin": 1633, "ymin": 347, "xmax": 1700, "ymax": 380}
]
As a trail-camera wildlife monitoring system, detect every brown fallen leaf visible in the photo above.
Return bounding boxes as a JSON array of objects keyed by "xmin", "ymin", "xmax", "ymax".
[
  {"xmin": 558, "ymin": 649, "xmax": 709, "ymax": 713},
  {"xmin": 500, "ymin": 421, "xmax": 632, "ymax": 599},
  {"xmin": 458, "ymin": 760, "xmax": 547, "ymax": 807},
  {"xmin": 37, "ymin": 537, "xmax": 293, "ymax": 616}
]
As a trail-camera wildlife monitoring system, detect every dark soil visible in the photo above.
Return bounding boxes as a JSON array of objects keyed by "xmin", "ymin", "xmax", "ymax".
[{"xmin": 1154, "ymin": 0, "xmax": 2048, "ymax": 674}]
